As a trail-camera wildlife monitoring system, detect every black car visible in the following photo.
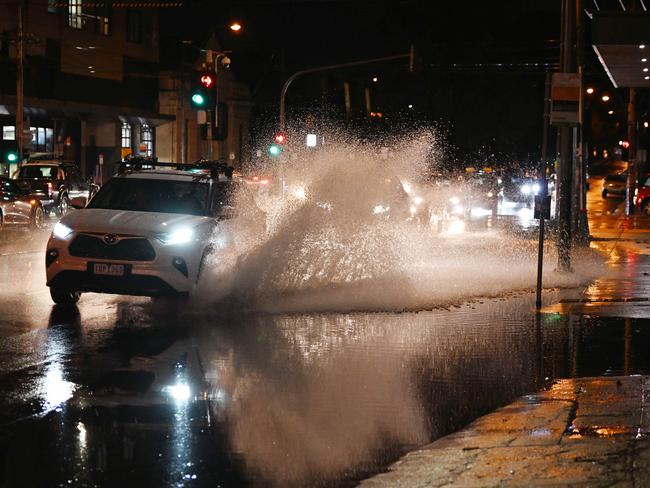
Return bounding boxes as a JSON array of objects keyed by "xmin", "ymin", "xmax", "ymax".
[
  {"xmin": 0, "ymin": 176, "xmax": 45, "ymax": 230},
  {"xmin": 13, "ymin": 161, "xmax": 98, "ymax": 215}
]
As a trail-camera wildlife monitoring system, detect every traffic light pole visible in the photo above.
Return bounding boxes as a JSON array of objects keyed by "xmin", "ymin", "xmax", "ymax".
[
  {"xmin": 16, "ymin": 3, "xmax": 24, "ymax": 166},
  {"xmin": 279, "ymin": 53, "xmax": 411, "ymax": 131}
]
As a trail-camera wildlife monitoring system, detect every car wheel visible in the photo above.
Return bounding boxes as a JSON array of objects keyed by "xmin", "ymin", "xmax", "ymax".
[
  {"xmin": 49, "ymin": 286, "xmax": 81, "ymax": 306},
  {"xmin": 602, "ymin": 190, "xmax": 608, "ymax": 199},
  {"xmin": 57, "ymin": 194, "xmax": 69, "ymax": 216},
  {"xmin": 642, "ymin": 200, "xmax": 650, "ymax": 216},
  {"xmin": 30, "ymin": 206, "xmax": 45, "ymax": 230}
]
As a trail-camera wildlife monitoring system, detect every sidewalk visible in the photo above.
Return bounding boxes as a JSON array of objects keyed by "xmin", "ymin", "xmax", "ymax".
[{"xmin": 360, "ymin": 197, "xmax": 650, "ymax": 487}]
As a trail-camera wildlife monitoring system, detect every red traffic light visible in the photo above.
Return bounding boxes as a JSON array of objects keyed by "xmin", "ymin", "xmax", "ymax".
[
  {"xmin": 200, "ymin": 73, "xmax": 215, "ymax": 88},
  {"xmin": 274, "ymin": 133, "xmax": 286, "ymax": 144}
]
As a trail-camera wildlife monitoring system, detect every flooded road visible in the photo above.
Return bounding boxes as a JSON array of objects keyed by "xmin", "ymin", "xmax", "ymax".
[
  {"xmin": 1, "ymin": 229, "xmax": 647, "ymax": 487},
  {"xmin": 1, "ymin": 167, "xmax": 647, "ymax": 487}
]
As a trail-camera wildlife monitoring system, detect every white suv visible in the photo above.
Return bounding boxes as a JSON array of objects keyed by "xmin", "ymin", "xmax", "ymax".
[{"xmin": 45, "ymin": 165, "xmax": 245, "ymax": 305}]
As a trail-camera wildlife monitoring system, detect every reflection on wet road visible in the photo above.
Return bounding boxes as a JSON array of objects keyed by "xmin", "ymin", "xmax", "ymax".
[{"xmin": 1, "ymin": 234, "xmax": 648, "ymax": 486}]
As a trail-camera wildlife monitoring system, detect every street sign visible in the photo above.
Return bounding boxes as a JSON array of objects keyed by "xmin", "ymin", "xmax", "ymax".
[
  {"xmin": 534, "ymin": 195, "xmax": 552, "ymax": 220},
  {"xmin": 551, "ymin": 73, "xmax": 581, "ymax": 126}
]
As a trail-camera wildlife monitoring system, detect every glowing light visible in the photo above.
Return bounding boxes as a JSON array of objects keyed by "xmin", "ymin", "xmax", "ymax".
[
  {"xmin": 413, "ymin": 196, "xmax": 423, "ymax": 205},
  {"xmin": 608, "ymin": 110, "xmax": 614, "ymax": 115},
  {"xmin": 372, "ymin": 76, "xmax": 378, "ymax": 82},
  {"xmin": 408, "ymin": 104, "xmax": 413, "ymax": 109},
  {"xmin": 643, "ymin": 58, "xmax": 648, "ymax": 62},
  {"xmin": 53, "ymin": 222, "xmax": 74, "ymax": 239},
  {"xmin": 449, "ymin": 196, "xmax": 460, "ymax": 205},
  {"xmin": 7, "ymin": 152, "xmax": 17, "ymax": 162},
  {"xmin": 640, "ymin": 44, "xmax": 646, "ymax": 49},
  {"xmin": 293, "ymin": 186, "xmax": 307, "ymax": 200},
  {"xmin": 42, "ymin": 363, "xmax": 76, "ymax": 411},
  {"xmin": 446, "ymin": 219, "xmax": 465, "ymax": 235},
  {"xmin": 586, "ymin": 87, "xmax": 595, "ymax": 94},
  {"xmin": 373, "ymin": 205, "xmax": 390, "ymax": 214},
  {"xmin": 645, "ymin": 121, "xmax": 649, "ymax": 128},
  {"xmin": 306, "ymin": 133, "xmax": 317, "ymax": 147},
  {"xmin": 601, "ymin": 95, "xmax": 610, "ymax": 102},
  {"xmin": 191, "ymin": 93, "xmax": 205, "ymax": 106},
  {"xmin": 164, "ymin": 383, "xmax": 191, "ymax": 403},
  {"xmin": 229, "ymin": 22, "xmax": 242, "ymax": 32},
  {"xmin": 644, "ymin": 68, "xmax": 649, "ymax": 72}
]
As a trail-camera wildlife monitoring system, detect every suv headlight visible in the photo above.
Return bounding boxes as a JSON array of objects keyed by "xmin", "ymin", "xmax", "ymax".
[
  {"xmin": 155, "ymin": 227, "xmax": 195, "ymax": 245},
  {"xmin": 52, "ymin": 222, "xmax": 74, "ymax": 239}
]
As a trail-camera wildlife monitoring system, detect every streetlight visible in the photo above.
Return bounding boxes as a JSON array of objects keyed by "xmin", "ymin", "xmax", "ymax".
[
  {"xmin": 586, "ymin": 87, "xmax": 595, "ymax": 94},
  {"xmin": 372, "ymin": 76, "xmax": 378, "ymax": 83},
  {"xmin": 608, "ymin": 110, "xmax": 614, "ymax": 115},
  {"xmin": 601, "ymin": 95, "xmax": 610, "ymax": 102},
  {"xmin": 229, "ymin": 22, "xmax": 242, "ymax": 33}
]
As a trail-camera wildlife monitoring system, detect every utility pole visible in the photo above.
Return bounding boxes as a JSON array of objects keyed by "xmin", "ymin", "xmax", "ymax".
[
  {"xmin": 557, "ymin": 0, "xmax": 577, "ymax": 272},
  {"xmin": 180, "ymin": 40, "xmax": 191, "ymax": 164},
  {"xmin": 16, "ymin": 2, "xmax": 24, "ymax": 165},
  {"xmin": 536, "ymin": 71, "xmax": 552, "ymax": 310},
  {"xmin": 626, "ymin": 88, "xmax": 637, "ymax": 215}
]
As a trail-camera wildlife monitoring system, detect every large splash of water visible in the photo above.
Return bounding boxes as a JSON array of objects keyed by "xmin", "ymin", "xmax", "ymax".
[{"xmin": 197, "ymin": 131, "xmax": 605, "ymax": 313}]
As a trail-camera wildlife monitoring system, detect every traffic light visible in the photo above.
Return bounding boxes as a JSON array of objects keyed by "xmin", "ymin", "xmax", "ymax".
[
  {"xmin": 268, "ymin": 143, "xmax": 283, "ymax": 157},
  {"xmin": 190, "ymin": 71, "xmax": 216, "ymax": 109},
  {"xmin": 274, "ymin": 132, "xmax": 286, "ymax": 145},
  {"xmin": 1, "ymin": 141, "xmax": 18, "ymax": 164}
]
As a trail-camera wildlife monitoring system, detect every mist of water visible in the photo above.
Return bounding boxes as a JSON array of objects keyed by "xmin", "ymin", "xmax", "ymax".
[{"xmin": 196, "ymin": 130, "xmax": 605, "ymax": 313}]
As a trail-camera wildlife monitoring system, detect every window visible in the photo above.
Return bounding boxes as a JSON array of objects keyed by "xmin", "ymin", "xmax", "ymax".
[
  {"xmin": 67, "ymin": 1, "xmax": 83, "ymax": 29},
  {"xmin": 90, "ymin": 5, "xmax": 111, "ymax": 35},
  {"xmin": 2, "ymin": 126, "xmax": 15, "ymax": 140},
  {"xmin": 126, "ymin": 10, "xmax": 142, "ymax": 43},
  {"xmin": 121, "ymin": 123, "xmax": 131, "ymax": 149},
  {"xmin": 141, "ymin": 125, "xmax": 153, "ymax": 156},
  {"xmin": 27, "ymin": 126, "xmax": 54, "ymax": 152}
]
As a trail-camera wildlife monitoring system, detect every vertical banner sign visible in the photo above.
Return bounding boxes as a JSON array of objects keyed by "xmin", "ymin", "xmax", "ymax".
[{"xmin": 550, "ymin": 73, "xmax": 582, "ymax": 126}]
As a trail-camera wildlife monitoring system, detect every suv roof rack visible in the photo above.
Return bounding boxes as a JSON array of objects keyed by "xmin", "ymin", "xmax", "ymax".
[{"xmin": 117, "ymin": 156, "xmax": 235, "ymax": 180}]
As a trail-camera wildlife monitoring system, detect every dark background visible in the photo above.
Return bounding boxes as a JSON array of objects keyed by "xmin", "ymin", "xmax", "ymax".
[{"xmin": 161, "ymin": 0, "xmax": 626, "ymax": 166}]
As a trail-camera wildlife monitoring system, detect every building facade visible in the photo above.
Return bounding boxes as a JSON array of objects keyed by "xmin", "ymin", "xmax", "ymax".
[{"xmin": 0, "ymin": 0, "xmax": 171, "ymax": 181}]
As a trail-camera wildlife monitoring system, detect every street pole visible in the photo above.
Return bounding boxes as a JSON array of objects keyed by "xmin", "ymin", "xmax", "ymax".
[
  {"xmin": 16, "ymin": 2, "xmax": 24, "ymax": 165},
  {"xmin": 557, "ymin": 0, "xmax": 577, "ymax": 272},
  {"xmin": 279, "ymin": 53, "xmax": 410, "ymax": 131},
  {"xmin": 536, "ymin": 71, "xmax": 552, "ymax": 310},
  {"xmin": 180, "ymin": 40, "xmax": 190, "ymax": 164},
  {"xmin": 626, "ymin": 88, "xmax": 636, "ymax": 215}
]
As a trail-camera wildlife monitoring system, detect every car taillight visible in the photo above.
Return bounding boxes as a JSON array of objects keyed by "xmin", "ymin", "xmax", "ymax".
[{"xmin": 47, "ymin": 182, "xmax": 54, "ymax": 196}]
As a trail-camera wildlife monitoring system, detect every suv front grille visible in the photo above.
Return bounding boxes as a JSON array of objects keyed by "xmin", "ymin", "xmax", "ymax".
[{"xmin": 69, "ymin": 234, "xmax": 156, "ymax": 261}]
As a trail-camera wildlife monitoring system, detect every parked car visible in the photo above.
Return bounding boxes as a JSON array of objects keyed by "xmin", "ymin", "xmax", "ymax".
[
  {"xmin": 602, "ymin": 173, "xmax": 627, "ymax": 198},
  {"xmin": 13, "ymin": 160, "xmax": 98, "ymax": 215},
  {"xmin": 0, "ymin": 176, "xmax": 45, "ymax": 231},
  {"xmin": 45, "ymin": 162, "xmax": 259, "ymax": 305}
]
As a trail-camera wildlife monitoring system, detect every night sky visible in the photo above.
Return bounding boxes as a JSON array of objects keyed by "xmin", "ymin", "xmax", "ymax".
[{"xmin": 161, "ymin": 1, "xmax": 613, "ymax": 165}]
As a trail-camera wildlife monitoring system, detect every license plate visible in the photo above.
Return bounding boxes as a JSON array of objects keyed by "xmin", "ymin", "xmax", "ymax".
[{"xmin": 91, "ymin": 263, "xmax": 126, "ymax": 276}]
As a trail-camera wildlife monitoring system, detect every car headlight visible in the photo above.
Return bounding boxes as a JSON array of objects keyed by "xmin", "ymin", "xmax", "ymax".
[
  {"xmin": 521, "ymin": 184, "xmax": 531, "ymax": 195},
  {"xmin": 156, "ymin": 227, "xmax": 195, "ymax": 245},
  {"xmin": 532, "ymin": 183, "xmax": 541, "ymax": 194},
  {"xmin": 52, "ymin": 222, "xmax": 74, "ymax": 239}
]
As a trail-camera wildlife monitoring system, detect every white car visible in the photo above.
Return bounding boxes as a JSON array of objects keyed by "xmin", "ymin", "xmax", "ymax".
[{"xmin": 45, "ymin": 166, "xmax": 244, "ymax": 305}]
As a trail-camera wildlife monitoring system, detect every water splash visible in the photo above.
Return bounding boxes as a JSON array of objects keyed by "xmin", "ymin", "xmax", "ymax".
[{"xmin": 197, "ymin": 130, "xmax": 605, "ymax": 313}]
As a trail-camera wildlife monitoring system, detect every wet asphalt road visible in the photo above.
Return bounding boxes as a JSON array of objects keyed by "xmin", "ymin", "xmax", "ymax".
[{"xmin": 1, "ymin": 182, "xmax": 649, "ymax": 487}]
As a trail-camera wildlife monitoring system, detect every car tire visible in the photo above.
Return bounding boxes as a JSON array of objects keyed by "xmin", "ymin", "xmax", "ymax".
[
  {"xmin": 57, "ymin": 194, "xmax": 69, "ymax": 216},
  {"xmin": 602, "ymin": 190, "xmax": 608, "ymax": 199},
  {"xmin": 30, "ymin": 206, "xmax": 45, "ymax": 230},
  {"xmin": 49, "ymin": 286, "xmax": 81, "ymax": 306}
]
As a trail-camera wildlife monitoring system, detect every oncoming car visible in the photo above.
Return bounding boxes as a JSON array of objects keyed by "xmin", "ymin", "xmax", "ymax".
[{"xmin": 45, "ymin": 163, "xmax": 251, "ymax": 305}]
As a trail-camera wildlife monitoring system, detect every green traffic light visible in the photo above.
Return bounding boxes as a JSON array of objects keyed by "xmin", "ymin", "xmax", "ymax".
[
  {"xmin": 268, "ymin": 143, "xmax": 282, "ymax": 157},
  {"xmin": 191, "ymin": 93, "xmax": 205, "ymax": 106},
  {"xmin": 7, "ymin": 152, "xmax": 17, "ymax": 163}
]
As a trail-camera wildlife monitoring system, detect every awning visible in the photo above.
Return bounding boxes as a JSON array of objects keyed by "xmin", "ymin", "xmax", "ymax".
[{"xmin": 592, "ymin": 13, "xmax": 650, "ymax": 88}]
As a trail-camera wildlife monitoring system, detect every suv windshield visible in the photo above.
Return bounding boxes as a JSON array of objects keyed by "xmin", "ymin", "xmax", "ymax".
[
  {"xmin": 88, "ymin": 178, "xmax": 210, "ymax": 216},
  {"xmin": 18, "ymin": 165, "xmax": 58, "ymax": 179}
]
